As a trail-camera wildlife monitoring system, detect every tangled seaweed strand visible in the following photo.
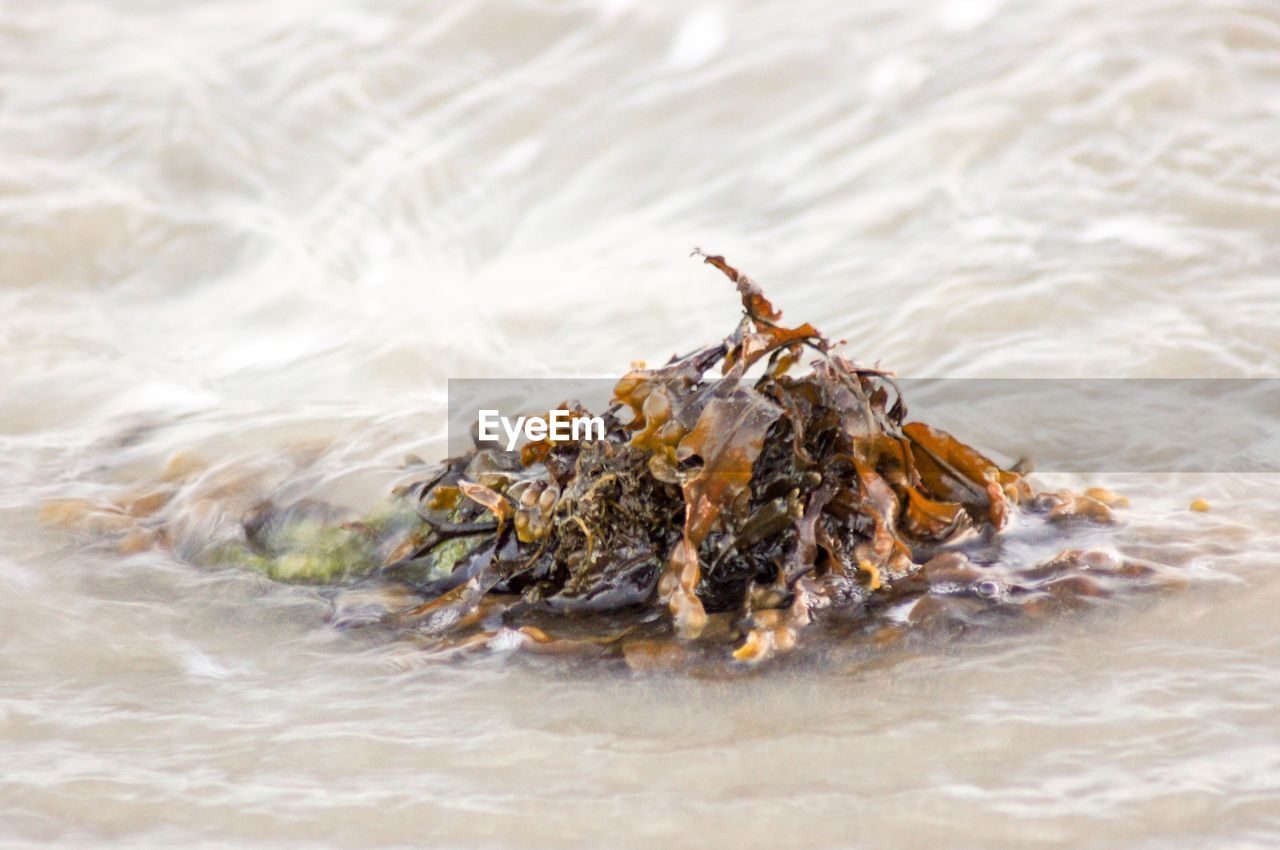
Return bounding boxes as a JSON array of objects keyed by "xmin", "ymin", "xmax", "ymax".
[
  {"xmin": 41, "ymin": 253, "xmax": 1176, "ymax": 672},
  {"xmin": 385, "ymin": 253, "xmax": 1165, "ymax": 667}
]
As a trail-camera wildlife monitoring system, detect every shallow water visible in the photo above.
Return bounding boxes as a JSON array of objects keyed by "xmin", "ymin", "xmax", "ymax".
[{"xmin": 3, "ymin": 0, "xmax": 1280, "ymax": 846}]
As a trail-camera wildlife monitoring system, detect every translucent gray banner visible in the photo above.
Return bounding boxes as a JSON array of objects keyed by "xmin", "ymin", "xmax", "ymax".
[{"xmin": 447, "ymin": 378, "xmax": 1280, "ymax": 473}]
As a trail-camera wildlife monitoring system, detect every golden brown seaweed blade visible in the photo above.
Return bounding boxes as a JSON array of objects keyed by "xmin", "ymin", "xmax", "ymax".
[
  {"xmin": 398, "ymin": 553, "xmax": 499, "ymax": 635},
  {"xmin": 398, "ymin": 579, "xmax": 483, "ymax": 632},
  {"xmin": 726, "ymin": 323, "xmax": 825, "ymax": 373},
  {"xmin": 852, "ymin": 462, "xmax": 911, "ymax": 567},
  {"xmin": 694, "ymin": 250, "xmax": 784, "ymax": 324},
  {"xmin": 55, "ymin": 250, "xmax": 1187, "ymax": 671},
  {"xmin": 457, "ymin": 479, "xmax": 513, "ymax": 528},
  {"xmin": 660, "ymin": 538, "xmax": 709, "ymax": 640},
  {"xmin": 693, "ymin": 249, "xmax": 828, "ymax": 370},
  {"xmin": 902, "ymin": 421, "xmax": 1028, "ymax": 528},
  {"xmin": 903, "ymin": 422, "xmax": 1011, "ymax": 493},
  {"xmin": 661, "ymin": 385, "xmax": 784, "ymax": 638},
  {"xmin": 902, "ymin": 488, "xmax": 968, "ymax": 540}
]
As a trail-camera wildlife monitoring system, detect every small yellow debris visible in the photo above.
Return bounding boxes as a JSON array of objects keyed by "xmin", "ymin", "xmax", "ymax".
[
  {"xmin": 670, "ymin": 587, "xmax": 708, "ymax": 640},
  {"xmin": 517, "ymin": 625, "xmax": 553, "ymax": 643},
  {"xmin": 1189, "ymin": 498, "xmax": 1211, "ymax": 513},
  {"xmin": 1085, "ymin": 487, "xmax": 1130, "ymax": 508},
  {"xmin": 858, "ymin": 559, "xmax": 883, "ymax": 590},
  {"xmin": 426, "ymin": 485, "xmax": 461, "ymax": 511},
  {"xmin": 730, "ymin": 607, "xmax": 802, "ymax": 664},
  {"xmin": 732, "ymin": 627, "xmax": 772, "ymax": 662}
]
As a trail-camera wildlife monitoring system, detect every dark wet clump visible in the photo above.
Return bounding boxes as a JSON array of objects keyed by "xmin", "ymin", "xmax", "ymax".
[
  {"xmin": 43, "ymin": 253, "xmax": 1180, "ymax": 672},
  {"xmin": 360, "ymin": 253, "xmax": 1176, "ymax": 668}
]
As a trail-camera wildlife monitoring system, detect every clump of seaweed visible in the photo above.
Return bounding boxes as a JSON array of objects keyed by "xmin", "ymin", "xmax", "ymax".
[
  {"xmin": 42, "ymin": 253, "xmax": 1179, "ymax": 671},
  {"xmin": 368, "ymin": 253, "xmax": 1170, "ymax": 666}
]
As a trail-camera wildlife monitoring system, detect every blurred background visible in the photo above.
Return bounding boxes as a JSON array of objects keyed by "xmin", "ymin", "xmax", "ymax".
[{"xmin": 1, "ymin": 0, "xmax": 1278, "ymax": 847}]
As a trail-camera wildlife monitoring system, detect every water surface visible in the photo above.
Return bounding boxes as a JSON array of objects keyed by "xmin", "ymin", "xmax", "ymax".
[{"xmin": 2, "ymin": 0, "xmax": 1279, "ymax": 846}]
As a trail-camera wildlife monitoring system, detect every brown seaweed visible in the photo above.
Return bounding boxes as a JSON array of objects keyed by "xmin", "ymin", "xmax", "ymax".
[
  {"xmin": 374, "ymin": 253, "xmax": 1176, "ymax": 667},
  {"xmin": 43, "ymin": 253, "xmax": 1184, "ymax": 671}
]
